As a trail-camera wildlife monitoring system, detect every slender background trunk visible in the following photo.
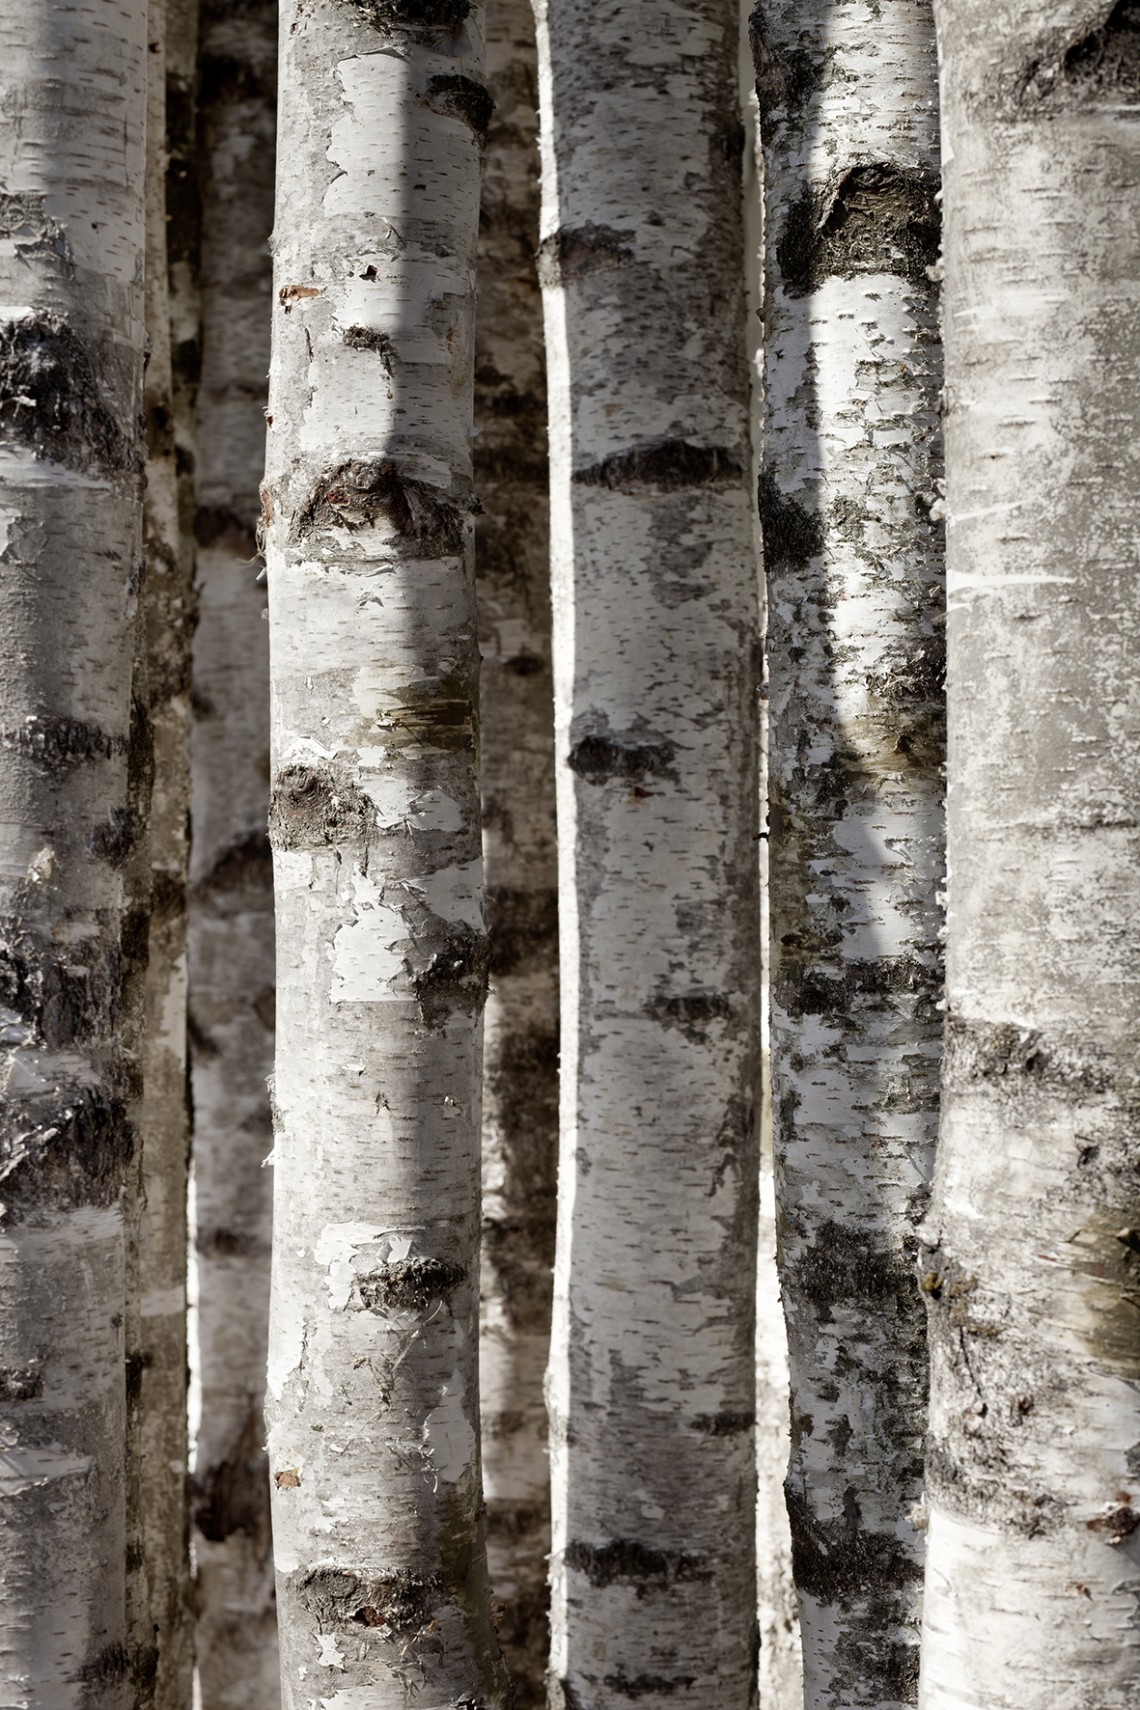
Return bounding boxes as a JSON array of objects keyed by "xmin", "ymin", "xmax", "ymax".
[
  {"xmin": 920, "ymin": 5, "xmax": 1140, "ymax": 1705},
  {"xmin": 187, "ymin": 1, "xmax": 280, "ymax": 1701},
  {"xmin": 475, "ymin": 0, "xmax": 557, "ymax": 1699},
  {"xmin": 535, "ymin": 3, "xmax": 762, "ymax": 1704},
  {"xmin": 0, "ymin": 3, "xmax": 148, "ymax": 1701},
  {"xmin": 263, "ymin": 3, "xmax": 508, "ymax": 1705}
]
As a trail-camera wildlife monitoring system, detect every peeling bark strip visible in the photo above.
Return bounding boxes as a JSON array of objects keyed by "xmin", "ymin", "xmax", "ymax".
[
  {"xmin": 188, "ymin": 0, "xmax": 280, "ymax": 1701},
  {"xmin": 751, "ymin": 0, "xmax": 944, "ymax": 1703},
  {"xmin": 474, "ymin": 0, "xmax": 557, "ymax": 1697},
  {"xmin": 263, "ymin": 3, "xmax": 507, "ymax": 1708},
  {"xmin": 0, "ymin": 0, "xmax": 148, "ymax": 1704},
  {"xmin": 920, "ymin": 4, "xmax": 1140, "ymax": 1706},
  {"xmin": 535, "ymin": 1, "xmax": 761, "ymax": 1705}
]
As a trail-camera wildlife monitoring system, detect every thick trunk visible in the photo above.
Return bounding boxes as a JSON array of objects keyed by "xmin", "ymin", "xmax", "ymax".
[
  {"xmin": 475, "ymin": 0, "xmax": 557, "ymax": 1701},
  {"xmin": 263, "ymin": 5, "xmax": 508, "ymax": 1707},
  {"xmin": 534, "ymin": 4, "xmax": 762, "ymax": 1705},
  {"xmin": 187, "ymin": 2, "xmax": 280, "ymax": 1702},
  {"xmin": 920, "ymin": 6, "xmax": 1140, "ymax": 1706},
  {"xmin": 0, "ymin": 3, "xmax": 148, "ymax": 1703},
  {"xmin": 750, "ymin": 2, "xmax": 944, "ymax": 1701}
]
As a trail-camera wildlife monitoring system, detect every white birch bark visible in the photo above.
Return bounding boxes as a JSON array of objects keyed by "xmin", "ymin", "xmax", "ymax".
[
  {"xmin": 263, "ymin": 4, "xmax": 508, "ymax": 1706},
  {"xmin": 188, "ymin": 2, "xmax": 280, "ymax": 1701},
  {"xmin": 129, "ymin": 6, "xmax": 195, "ymax": 1702},
  {"xmin": 920, "ymin": 6, "xmax": 1140, "ymax": 1706},
  {"xmin": 534, "ymin": 5, "xmax": 762, "ymax": 1704},
  {"xmin": 475, "ymin": 2, "xmax": 556, "ymax": 1701},
  {"xmin": 0, "ymin": 2, "xmax": 148, "ymax": 1703},
  {"xmin": 750, "ymin": 2, "xmax": 944, "ymax": 1701}
]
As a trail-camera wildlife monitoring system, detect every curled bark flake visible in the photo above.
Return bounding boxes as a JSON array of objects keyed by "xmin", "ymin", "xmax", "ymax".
[
  {"xmin": 757, "ymin": 471, "xmax": 824, "ymax": 571},
  {"xmin": 409, "ymin": 920, "xmax": 491, "ymax": 1027},
  {"xmin": 300, "ymin": 460, "xmax": 468, "ymax": 557},
  {"xmin": 563, "ymin": 1538, "xmax": 712, "ymax": 1588},
  {"xmin": 0, "ymin": 1086, "xmax": 132, "ymax": 1217},
  {"xmin": 567, "ymin": 732, "xmax": 675, "ymax": 786},
  {"xmin": 486, "ymin": 885, "xmax": 558, "ymax": 977},
  {"xmin": 536, "ymin": 224, "xmax": 634, "ymax": 287},
  {"xmin": 357, "ymin": 1256, "xmax": 466, "ymax": 1310},
  {"xmin": 0, "ymin": 313, "xmax": 138, "ymax": 473},
  {"xmin": 422, "ymin": 75, "xmax": 494, "ymax": 144},
  {"xmin": 778, "ymin": 167, "xmax": 940, "ymax": 297},
  {"xmin": 268, "ymin": 765, "xmax": 373, "ymax": 853},
  {"xmin": 573, "ymin": 439, "xmax": 743, "ymax": 495},
  {"xmin": 294, "ymin": 1566, "xmax": 442, "ymax": 1637}
]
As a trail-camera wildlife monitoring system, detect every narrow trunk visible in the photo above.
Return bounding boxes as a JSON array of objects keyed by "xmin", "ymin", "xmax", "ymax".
[
  {"xmin": 749, "ymin": 2, "xmax": 944, "ymax": 1701},
  {"xmin": 188, "ymin": 2, "xmax": 280, "ymax": 1701},
  {"xmin": 263, "ymin": 4, "xmax": 508, "ymax": 1707},
  {"xmin": 0, "ymin": 3, "xmax": 148, "ymax": 1702},
  {"xmin": 534, "ymin": 4, "xmax": 762, "ymax": 1704},
  {"xmin": 129, "ymin": 4, "xmax": 196, "ymax": 1702},
  {"xmin": 475, "ymin": 0, "xmax": 557, "ymax": 1700},
  {"xmin": 920, "ymin": 6, "xmax": 1140, "ymax": 1705}
]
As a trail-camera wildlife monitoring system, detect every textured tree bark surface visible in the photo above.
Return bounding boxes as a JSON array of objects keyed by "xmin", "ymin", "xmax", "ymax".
[
  {"xmin": 263, "ymin": 3, "xmax": 508, "ymax": 1707},
  {"xmin": 0, "ymin": 2, "xmax": 148, "ymax": 1703},
  {"xmin": 128, "ymin": 5, "xmax": 196, "ymax": 1703},
  {"xmin": 187, "ymin": 0, "xmax": 280, "ymax": 1703},
  {"xmin": 750, "ymin": 2, "xmax": 944, "ymax": 1702},
  {"xmin": 920, "ymin": 6, "xmax": 1140, "ymax": 1706},
  {"xmin": 475, "ymin": 0, "xmax": 557, "ymax": 1700},
  {"xmin": 534, "ymin": 4, "xmax": 762, "ymax": 1705}
]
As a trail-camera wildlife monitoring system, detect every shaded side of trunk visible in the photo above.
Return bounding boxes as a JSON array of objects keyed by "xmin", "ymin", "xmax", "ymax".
[
  {"xmin": 920, "ymin": 6, "xmax": 1140, "ymax": 1706},
  {"xmin": 534, "ymin": 4, "xmax": 762, "ymax": 1705},
  {"xmin": 188, "ymin": 1, "xmax": 279, "ymax": 1703},
  {"xmin": 750, "ymin": 1, "xmax": 944, "ymax": 1701},
  {"xmin": 475, "ymin": 1, "xmax": 556, "ymax": 1701},
  {"xmin": 263, "ymin": 4, "xmax": 508, "ymax": 1707},
  {"xmin": 0, "ymin": 4, "xmax": 148, "ymax": 1703}
]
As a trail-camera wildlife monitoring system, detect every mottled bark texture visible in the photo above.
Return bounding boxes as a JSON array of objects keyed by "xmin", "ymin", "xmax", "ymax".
[
  {"xmin": 920, "ymin": 5, "xmax": 1140, "ymax": 1705},
  {"xmin": 475, "ymin": 1, "xmax": 556, "ymax": 1702},
  {"xmin": 187, "ymin": 1, "xmax": 280, "ymax": 1703},
  {"xmin": 127, "ymin": 5, "xmax": 196, "ymax": 1703},
  {"xmin": 750, "ymin": 2, "xmax": 944, "ymax": 1703},
  {"xmin": 263, "ymin": 4, "xmax": 508, "ymax": 1708},
  {"xmin": 534, "ymin": 4, "xmax": 762, "ymax": 1706},
  {"xmin": 0, "ymin": 2, "xmax": 148, "ymax": 1703}
]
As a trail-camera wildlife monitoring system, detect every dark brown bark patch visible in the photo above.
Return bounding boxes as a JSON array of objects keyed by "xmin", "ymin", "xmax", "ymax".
[
  {"xmin": 0, "ymin": 313, "xmax": 139, "ymax": 474},
  {"xmin": 603, "ymin": 1674, "xmax": 697, "ymax": 1699},
  {"xmin": 0, "ymin": 714, "xmax": 118, "ymax": 772},
  {"xmin": 300, "ymin": 460, "xmax": 468, "ymax": 556},
  {"xmin": 342, "ymin": 0, "xmax": 471, "ymax": 32},
  {"xmin": 573, "ymin": 440, "xmax": 743, "ymax": 495},
  {"xmin": 564, "ymin": 1538, "xmax": 712, "ymax": 1589},
  {"xmin": 757, "ymin": 471, "xmax": 824, "ymax": 570},
  {"xmin": 422, "ymin": 75, "xmax": 494, "ymax": 143},
  {"xmin": 193, "ymin": 1405, "xmax": 273, "ymax": 1561},
  {"xmin": 944, "ymin": 1014, "xmax": 1113, "ymax": 1095},
  {"xmin": 268, "ymin": 765, "xmax": 373, "ymax": 852},
  {"xmin": 486, "ymin": 885, "xmax": 558, "ymax": 977},
  {"xmin": 567, "ymin": 732, "xmax": 675, "ymax": 786},
  {"xmin": 356, "ymin": 1256, "xmax": 466, "ymax": 1311},
  {"xmin": 785, "ymin": 1482, "xmax": 921, "ymax": 1647},
  {"xmin": 0, "ymin": 1087, "xmax": 132, "ymax": 1218},
  {"xmin": 409, "ymin": 921, "xmax": 491, "ymax": 1026},
  {"xmin": 778, "ymin": 166, "xmax": 940, "ymax": 297},
  {"xmin": 294, "ymin": 1566, "xmax": 442, "ymax": 1636},
  {"xmin": 537, "ymin": 224, "xmax": 634, "ymax": 287}
]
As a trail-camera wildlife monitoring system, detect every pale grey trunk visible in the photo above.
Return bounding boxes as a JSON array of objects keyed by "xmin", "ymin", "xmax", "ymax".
[
  {"xmin": 475, "ymin": 0, "xmax": 556, "ymax": 1701},
  {"xmin": 263, "ymin": 4, "xmax": 508, "ymax": 1707},
  {"xmin": 188, "ymin": 1, "xmax": 280, "ymax": 1703},
  {"xmin": 920, "ymin": 5, "xmax": 1140, "ymax": 1705},
  {"xmin": 534, "ymin": 3, "xmax": 762, "ymax": 1705},
  {"xmin": 0, "ymin": 2, "xmax": 148, "ymax": 1703},
  {"xmin": 750, "ymin": 2, "xmax": 944, "ymax": 1701}
]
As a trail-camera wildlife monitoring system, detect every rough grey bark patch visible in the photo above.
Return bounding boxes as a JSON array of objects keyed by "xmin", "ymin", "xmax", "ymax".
[
  {"xmin": 756, "ymin": 471, "xmax": 825, "ymax": 570},
  {"xmin": 357, "ymin": 1257, "xmax": 467, "ymax": 1309}
]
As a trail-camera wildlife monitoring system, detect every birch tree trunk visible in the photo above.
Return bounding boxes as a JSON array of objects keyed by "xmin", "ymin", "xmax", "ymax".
[
  {"xmin": 128, "ymin": 5, "xmax": 196, "ymax": 1701},
  {"xmin": 263, "ymin": 5, "xmax": 508, "ymax": 1707},
  {"xmin": 749, "ymin": 3, "xmax": 944, "ymax": 1702},
  {"xmin": 188, "ymin": 2, "xmax": 280, "ymax": 1701},
  {"xmin": 475, "ymin": 1, "xmax": 556, "ymax": 1701},
  {"xmin": 0, "ymin": 2, "xmax": 147, "ymax": 1702},
  {"xmin": 534, "ymin": 5, "xmax": 762, "ymax": 1704},
  {"xmin": 920, "ymin": 6, "xmax": 1140, "ymax": 1705}
]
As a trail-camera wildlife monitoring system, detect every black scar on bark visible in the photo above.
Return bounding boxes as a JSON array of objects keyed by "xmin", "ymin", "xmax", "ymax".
[
  {"xmin": 793, "ymin": 1220, "xmax": 919, "ymax": 1326},
  {"xmin": 757, "ymin": 470, "xmax": 825, "ymax": 571},
  {"xmin": 747, "ymin": 8, "xmax": 826, "ymax": 144},
  {"xmin": 0, "ymin": 1367, "xmax": 42, "ymax": 1401},
  {"xmin": 486, "ymin": 885, "xmax": 558, "ymax": 977},
  {"xmin": 604, "ymin": 1675, "xmax": 698, "ymax": 1699},
  {"xmin": 81, "ymin": 1644, "xmax": 130, "ymax": 1690},
  {"xmin": 0, "ymin": 928, "xmax": 119, "ymax": 1050},
  {"xmin": 0, "ymin": 313, "xmax": 139, "ymax": 474},
  {"xmin": 778, "ymin": 166, "xmax": 940, "ymax": 297},
  {"xmin": 0, "ymin": 714, "xmax": 118, "ymax": 772},
  {"xmin": 356, "ymin": 1256, "xmax": 467, "ymax": 1311},
  {"xmin": 536, "ymin": 224, "xmax": 634, "ymax": 288},
  {"xmin": 195, "ymin": 831, "xmax": 272, "ymax": 901},
  {"xmin": 193, "ymin": 1405, "xmax": 273, "ymax": 1558},
  {"xmin": 300, "ymin": 459, "xmax": 468, "ymax": 557},
  {"xmin": 268, "ymin": 765, "xmax": 373, "ymax": 853},
  {"xmin": 341, "ymin": 326, "xmax": 395, "ymax": 375},
  {"xmin": 342, "ymin": 0, "xmax": 471, "ymax": 30},
  {"xmin": 944, "ymin": 1014, "xmax": 1113, "ymax": 1095},
  {"xmin": 567, "ymin": 734, "xmax": 675, "ymax": 786},
  {"xmin": 785, "ymin": 1482, "xmax": 921, "ymax": 1642},
  {"xmin": 564, "ymin": 1539, "xmax": 712, "ymax": 1588},
  {"xmin": 422, "ymin": 75, "xmax": 494, "ymax": 144},
  {"xmin": 646, "ymin": 991, "xmax": 733, "ymax": 1042},
  {"xmin": 573, "ymin": 440, "xmax": 743, "ymax": 495},
  {"xmin": 1017, "ymin": 0, "xmax": 1140, "ymax": 108},
  {"xmin": 692, "ymin": 1410, "xmax": 756, "ymax": 1436},
  {"xmin": 195, "ymin": 503, "xmax": 259, "ymax": 559},
  {"xmin": 90, "ymin": 807, "xmax": 135, "ymax": 869},
  {"xmin": 777, "ymin": 952, "xmax": 940, "ymax": 1025},
  {"xmin": 410, "ymin": 921, "xmax": 491, "ymax": 1027},
  {"xmin": 293, "ymin": 1566, "xmax": 442, "ymax": 1636},
  {"xmin": 0, "ymin": 1087, "xmax": 133, "ymax": 1218}
]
